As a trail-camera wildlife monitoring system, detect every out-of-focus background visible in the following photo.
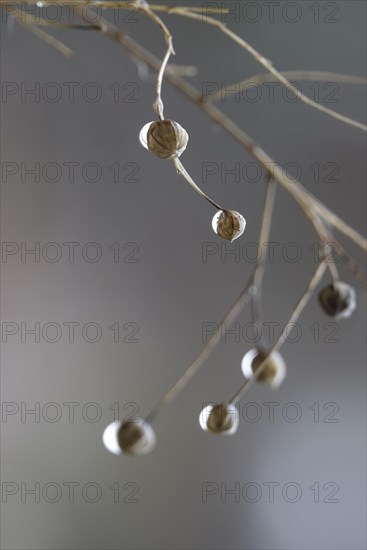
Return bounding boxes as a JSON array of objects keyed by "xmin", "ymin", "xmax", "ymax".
[{"xmin": 1, "ymin": 1, "xmax": 366, "ymax": 549}]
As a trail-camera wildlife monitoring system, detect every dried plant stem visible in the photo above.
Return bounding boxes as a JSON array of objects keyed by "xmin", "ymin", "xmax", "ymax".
[
  {"xmin": 11, "ymin": 9, "xmax": 74, "ymax": 56},
  {"xmin": 72, "ymin": 9, "xmax": 367, "ymax": 271},
  {"xmin": 145, "ymin": 168, "xmax": 279, "ymax": 423},
  {"xmin": 144, "ymin": 282, "xmax": 252, "ymax": 423},
  {"xmin": 85, "ymin": 16, "xmax": 366, "ymax": 253},
  {"xmin": 168, "ymin": 8, "xmax": 367, "ymax": 132},
  {"xmin": 302, "ymin": 209, "xmax": 340, "ymax": 282},
  {"xmin": 12, "ymin": 7, "xmax": 367, "ymax": 253},
  {"xmin": 210, "ymin": 71, "xmax": 367, "ymax": 102},
  {"xmin": 311, "ymin": 222, "xmax": 367, "ymax": 286},
  {"xmin": 250, "ymin": 176, "xmax": 277, "ymax": 349},
  {"xmin": 229, "ymin": 260, "xmax": 328, "ymax": 405},
  {"xmin": 1, "ymin": 1, "xmax": 228, "ymax": 14},
  {"xmin": 7, "ymin": 3, "xmax": 365, "ymax": 421},
  {"xmin": 137, "ymin": 0, "xmax": 175, "ymax": 118},
  {"xmin": 173, "ymin": 158, "xmax": 223, "ymax": 210}
]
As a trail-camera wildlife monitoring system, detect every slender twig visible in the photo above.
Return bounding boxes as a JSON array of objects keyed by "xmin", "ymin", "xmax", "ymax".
[
  {"xmin": 16, "ymin": 9, "xmax": 365, "ymax": 258},
  {"xmin": 145, "ymin": 279, "xmax": 253, "ymax": 423},
  {"xmin": 137, "ymin": 0, "xmax": 175, "ymax": 119},
  {"xmin": 209, "ymin": 71, "xmax": 367, "ymax": 103},
  {"xmin": 59, "ymin": 11, "xmax": 366, "ymax": 256},
  {"xmin": 1, "ymin": 1, "xmax": 228, "ymax": 14},
  {"xmin": 11, "ymin": 9, "xmax": 74, "ymax": 56},
  {"xmin": 250, "ymin": 175, "xmax": 277, "ymax": 350},
  {"xmin": 173, "ymin": 158, "xmax": 223, "ymax": 210},
  {"xmin": 6, "ymin": 1, "xmax": 366, "ymax": 425},
  {"xmin": 302, "ymin": 209, "xmax": 340, "ymax": 282},
  {"xmin": 90, "ymin": 17, "xmax": 366, "ymax": 252},
  {"xmin": 166, "ymin": 8, "xmax": 367, "ymax": 132},
  {"xmin": 229, "ymin": 260, "xmax": 328, "ymax": 405}
]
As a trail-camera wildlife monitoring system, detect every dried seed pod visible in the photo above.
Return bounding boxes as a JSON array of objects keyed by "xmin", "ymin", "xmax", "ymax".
[
  {"xmin": 318, "ymin": 282, "xmax": 356, "ymax": 320},
  {"xmin": 241, "ymin": 348, "xmax": 286, "ymax": 389},
  {"xmin": 199, "ymin": 403, "xmax": 239, "ymax": 435},
  {"xmin": 139, "ymin": 119, "xmax": 189, "ymax": 159},
  {"xmin": 103, "ymin": 419, "xmax": 156, "ymax": 456},
  {"xmin": 212, "ymin": 210, "xmax": 246, "ymax": 242}
]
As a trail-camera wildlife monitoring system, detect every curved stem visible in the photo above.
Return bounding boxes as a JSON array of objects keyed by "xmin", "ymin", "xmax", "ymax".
[
  {"xmin": 209, "ymin": 71, "xmax": 367, "ymax": 103},
  {"xmin": 170, "ymin": 8, "xmax": 367, "ymax": 132},
  {"xmin": 173, "ymin": 157, "xmax": 224, "ymax": 211},
  {"xmin": 49, "ymin": 6, "xmax": 367, "ymax": 255},
  {"xmin": 145, "ymin": 278, "xmax": 253, "ymax": 423},
  {"xmin": 229, "ymin": 260, "xmax": 328, "ymax": 405},
  {"xmin": 138, "ymin": 0, "xmax": 175, "ymax": 119}
]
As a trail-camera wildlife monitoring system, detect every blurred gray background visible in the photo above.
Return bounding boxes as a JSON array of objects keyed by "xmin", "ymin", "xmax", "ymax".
[{"xmin": 1, "ymin": 1, "xmax": 366, "ymax": 549}]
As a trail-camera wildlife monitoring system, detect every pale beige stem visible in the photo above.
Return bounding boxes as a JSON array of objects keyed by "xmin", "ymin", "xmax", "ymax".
[
  {"xmin": 145, "ymin": 279, "xmax": 253, "ymax": 423},
  {"xmin": 173, "ymin": 158, "xmax": 223, "ymax": 211},
  {"xmin": 251, "ymin": 177, "xmax": 277, "ymax": 348},
  {"xmin": 11, "ymin": 9, "xmax": 74, "ymax": 56},
  {"xmin": 229, "ymin": 260, "xmax": 328, "ymax": 404},
  {"xmin": 168, "ymin": 8, "xmax": 367, "ymax": 132},
  {"xmin": 210, "ymin": 71, "xmax": 367, "ymax": 103},
  {"xmin": 81, "ymin": 14, "xmax": 366, "ymax": 252},
  {"xmin": 137, "ymin": 0, "xmax": 175, "ymax": 119}
]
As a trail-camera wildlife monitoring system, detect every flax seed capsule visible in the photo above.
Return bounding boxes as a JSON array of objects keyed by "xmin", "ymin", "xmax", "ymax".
[
  {"xmin": 241, "ymin": 348, "xmax": 286, "ymax": 389},
  {"xmin": 318, "ymin": 282, "xmax": 356, "ymax": 320},
  {"xmin": 140, "ymin": 119, "xmax": 189, "ymax": 159},
  {"xmin": 103, "ymin": 419, "xmax": 156, "ymax": 456},
  {"xmin": 199, "ymin": 403, "xmax": 239, "ymax": 435},
  {"xmin": 212, "ymin": 210, "xmax": 246, "ymax": 241}
]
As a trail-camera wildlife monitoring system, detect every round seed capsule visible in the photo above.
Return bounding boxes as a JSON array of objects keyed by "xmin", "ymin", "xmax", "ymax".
[
  {"xmin": 212, "ymin": 210, "xmax": 246, "ymax": 242},
  {"xmin": 103, "ymin": 419, "xmax": 156, "ymax": 456},
  {"xmin": 199, "ymin": 403, "xmax": 239, "ymax": 435},
  {"xmin": 318, "ymin": 282, "xmax": 356, "ymax": 320},
  {"xmin": 139, "ymin": 119, "xmax": 189, "ymax": 159},
  {"xmin": 241, "ymin": 348, "xmax": 286, "ymax": 389}
]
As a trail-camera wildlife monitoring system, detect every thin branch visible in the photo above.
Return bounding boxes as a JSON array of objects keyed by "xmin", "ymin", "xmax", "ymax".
[
  {"xmin": 210, "ymin": 71, "xmax": 367, "ymax": 103},
  {"xmin": 250, "ymin": 176, "xmax": 277, "ymax": 350},
  {"xmin": 11, "ymin": 9, "xmax": 74, "ymax": 56},
  {"xmin": 137, "ymin": 0, "xmax": 175, "ymax": 119},
  {"xmin": 9, "ymin": 9, "xmax": 100, "ymax": 30},
  {"xmin": 15, "ymin": 8, "xmax": 365, "ymax": 256},
  {"xmin": 302, "ymin": 209, "xmax": 340, "ymax": 282},
  {"xmin": 229, "ymin": 260, "xmax": 328, "ymax": 405},
  {"xmin": 166, "ymin": 8, "xmax": 367, "ymax": 132},
  {"xmin": 173, "ymin": 158, "xmax": 223, "ymax": 210},
  {"xmin": 1, "ymin": 1, "xmax": 228, "ymax": 14},
  {"xmin": 76, "ymin": 13, "xmax": 367, "ymax": 253},
  {"xmin": 145, "ymin": 279, "xmax": 253, "ymax": 424},
  {"xmin": 6, "ymin": 2, "xmax": 365, "ymax": 424}
]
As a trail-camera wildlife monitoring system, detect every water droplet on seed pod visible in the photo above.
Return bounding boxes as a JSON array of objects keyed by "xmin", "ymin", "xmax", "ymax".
[
  {"xmin": 212, "ymin": 210, "xmax": 246, "ymax": 241},
  {"xmin": 241, "ymin": 348, "xmax": 286, "ymax": 389}
]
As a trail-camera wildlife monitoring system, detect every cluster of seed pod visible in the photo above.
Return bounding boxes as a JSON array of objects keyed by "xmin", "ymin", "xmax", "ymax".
[{"xmin": 102, "ymin": 118, "xmax": 359, "ymax": 456}]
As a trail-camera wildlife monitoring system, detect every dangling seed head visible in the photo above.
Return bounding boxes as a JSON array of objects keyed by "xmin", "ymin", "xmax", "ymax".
[
  {"xmin": 103, "ymin": 419, "xmax": 156, "ymax": 456},
  {"xmin": 139, "ymin": 119, "xmax": 189, "ymax": 160},
  {"xmin": 241, "ymin": 349, "xmax": 286, "ymax": 389},
  {"xmin": 212, "ymin": 210, "xmax": 246, "ymax": 242},
  {"xmin": 199, "ymin": 403, "xmax": 239, "ymax": 435},
  {"xmin": 318, "ymin": 282, "xmax": 356, "ymax": 320}
]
